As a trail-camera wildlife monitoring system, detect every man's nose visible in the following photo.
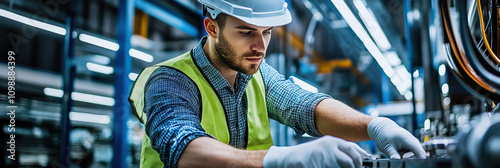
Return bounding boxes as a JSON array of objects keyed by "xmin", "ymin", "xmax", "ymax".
[{"xmin": 251, "ymin": 35, "xmax": 266, "ymax": 53}]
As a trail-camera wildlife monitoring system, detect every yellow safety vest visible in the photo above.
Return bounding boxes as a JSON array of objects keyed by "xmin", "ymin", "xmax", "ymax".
[{"xmin": 128, "ymin": 50, "xmax": 273, "ymax": 167}]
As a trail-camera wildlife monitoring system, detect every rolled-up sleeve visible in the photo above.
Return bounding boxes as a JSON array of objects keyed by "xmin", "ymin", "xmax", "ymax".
[
  {"xmin": 144, "ymin": 67, "xmax": 213, "ymax": 167},
  {"xmin": 260, "ymin": 62, "xmax": 331, "ymax": 137}
]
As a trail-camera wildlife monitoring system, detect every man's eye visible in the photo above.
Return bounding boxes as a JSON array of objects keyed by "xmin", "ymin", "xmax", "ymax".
[
  {"xmin": 264, "ymin": 31, "xmax": 271, "ymax": 35},
  {"xmin": 240, "ymin": 31, "xmax": 251, "ymax": 36}
]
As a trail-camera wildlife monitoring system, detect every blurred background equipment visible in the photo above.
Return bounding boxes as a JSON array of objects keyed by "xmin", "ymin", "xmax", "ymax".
[{"xmin": 0, "ymin": 0, "xmax": 499, "ymax": 167}]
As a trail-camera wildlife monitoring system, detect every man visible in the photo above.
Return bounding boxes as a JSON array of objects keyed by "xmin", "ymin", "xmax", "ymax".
[{"xmin": 128, "ymin": 0, "xmax": 426, "ymax": 167}]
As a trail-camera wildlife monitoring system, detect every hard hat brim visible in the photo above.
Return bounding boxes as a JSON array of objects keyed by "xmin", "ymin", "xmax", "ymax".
[{"xmin": 229, "ymin": 9, "xmax": 292, "ymax": 27}]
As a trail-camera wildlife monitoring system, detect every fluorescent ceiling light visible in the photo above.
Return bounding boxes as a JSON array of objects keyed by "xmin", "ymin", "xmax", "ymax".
[
  {"xmin": 70, "ymin": 111, "xmax": 110, "ymax": 124},
  {"xmin": 354, "ymin": 0, "xmax": 392, "ymax": 51},
  {"xmin": 43, "ymin": 88, "xmax": 64, "ymax": 97},
  {"xmin": 409, "ymin": 10, "xmax": 420, "ymax": 22},
  {"xmin": 439, "ymin": 64, "xmax": 446, "ymax": 76},
  {"xmin": 79, "ymin": 33, "xmax": 119, "ymax": 51},
  {"xmin": 441, "ymin": 83, "xmax": 449, "ymax": 95},
  {"xmin": 413, "ymin": 69, "xmax": 419, "ymax": 78},
  {"xmin": 384, "ymin": 51, "xmax": 402, "ymax": 66},
  {"xmin": 79, "ymin": 34, "xmax": 153, "ymax": 63},
  {"xmin": 397, "ymin": 80, "xmax": 411, "ymax": 95},
  {"xmin": 86, "ymin": 62, "xmax": 114, "ymax": 75},
  {"xmin": 290, "ymin": 76, "xmax": 318, "ymax": 93},
  {"xmin": 0, "ymin": 9, "xmax": 66, "ymax": 35},
  {"xmin": 91, "ymin": 55, "xmax": 111, "ymax": 65},
  {"xmin": 395, "ymin": 65, "xmax": 411, "ymax": 82},
  {"xmin": 404, "ymin": 91, "xmax": 413, "ymax": 100},
  {"xmin": 396, "ymin": 84, "xmax": 409, "ymax": 95},
  {"xmin": 332, "ymin": 0, "xmax": 415, "ymax": 99},
  {"xmin": 313, "ymin": 10, "xmax": 323, "ymax": 21},
  {"xmin": 424, "ymin": 119, "xmax": 430, "ymax": 130},
  {"xmin": 72, "ymin": 92, "xmax": 115, "ymax": 106},
  {"xmin": 129, "ymin": 72, "xmax": 138, "ymax": 81},
  {"xmin": 331, "ymin": 0, "xmax": 394, "ymax": 77},
  {"xmin": 394, "ymin": 66, "xmax": 412, "ymax": 93},
  {"xmin": 304, "ymin": 0, "xmax": 313, "ymax": 9},
  {"xmin": 390, "ymin": 75, "xmax": 401, "ymax": 85},
  {"xmin": 129, "ymin": 49, "xmax": 154, "ymax": 63},
  {"xmin": 443, "ymin": 97, "xmax": 451, "ymax": 106},
  {"xmin": 43, "ymin": 88, "xmax": 115, "ymax": 106}
]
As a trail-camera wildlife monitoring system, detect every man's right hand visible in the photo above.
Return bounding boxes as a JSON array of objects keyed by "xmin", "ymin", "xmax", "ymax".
[{"xmin": 263, "ymin": 135, "xmax": 368, "ymax": 168}]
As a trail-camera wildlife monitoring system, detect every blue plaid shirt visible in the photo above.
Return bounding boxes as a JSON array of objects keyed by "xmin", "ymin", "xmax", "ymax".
[{"xmin": 144, "ymin": 36, "xmax": 331, "ymax": 167}]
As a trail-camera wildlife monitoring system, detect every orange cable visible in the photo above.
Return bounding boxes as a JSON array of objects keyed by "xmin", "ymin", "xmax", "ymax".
[
  {"xmin": 477, "ymin": 0, "xmax": 500, "ymax": 64},
  {"xmin": 440, "ymin": 4, "xmax": 496, "ymax": 92}
]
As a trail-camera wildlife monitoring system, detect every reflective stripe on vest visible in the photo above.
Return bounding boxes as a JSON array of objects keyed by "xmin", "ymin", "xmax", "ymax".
[{"xmin": 128, "ymin": 51, "xmax": 273, "ymax": 167}]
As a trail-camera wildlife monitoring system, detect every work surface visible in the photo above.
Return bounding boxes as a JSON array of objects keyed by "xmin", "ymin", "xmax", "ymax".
[{"xmin": 362, "ymin": 158, "xmax": 454, "ymax": 168}]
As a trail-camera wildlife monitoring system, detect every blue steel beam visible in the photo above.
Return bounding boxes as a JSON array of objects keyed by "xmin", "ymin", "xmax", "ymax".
[
  {"xmin": 135, "ymin": 0, "xmax": 199, "ymax": 37},
  {"xmin": 58, "ymin": 3, "xmax": 76, "ymax": 167},
  {"xmin": 113, "ymin": 0, "xmax": 134, "ymax": 167},
  {"xmin": 148, "ymin": 0, "xmax": 189, "ymax": 19},
  {"xmin": 381, "ymin": 73, "xmax": 390, "ymax": 104},
  {"xmin": 404, "ymin": 0, "xmax": 418, "ymax": 134}
]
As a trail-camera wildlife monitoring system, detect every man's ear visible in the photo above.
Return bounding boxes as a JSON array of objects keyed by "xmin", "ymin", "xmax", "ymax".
[{"xmin": 204, "ymin": 17, "xmax": 219, "ymax": 39}]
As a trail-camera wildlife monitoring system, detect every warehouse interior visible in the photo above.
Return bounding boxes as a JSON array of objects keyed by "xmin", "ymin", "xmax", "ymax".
[{"xmin": 0, "ymin": 0, "xmax": 499, "ymax": 167}]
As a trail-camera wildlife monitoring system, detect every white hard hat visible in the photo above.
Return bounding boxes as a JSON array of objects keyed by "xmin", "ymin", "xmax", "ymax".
[{"xmin": 198, "ymin": 0, "xmax": 292, "ymax": 27}]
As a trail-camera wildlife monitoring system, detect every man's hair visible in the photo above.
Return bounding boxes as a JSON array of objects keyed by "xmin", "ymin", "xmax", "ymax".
[{"xmin": 203, "ymin": 5, "xmax": 227, "ymax": 31}]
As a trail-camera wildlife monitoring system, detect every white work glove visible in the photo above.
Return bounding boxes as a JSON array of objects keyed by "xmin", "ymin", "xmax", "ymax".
[
  {"xmin": 263, "ymin": 135, "xmax": 368, "ymax": 168},
  {"xmin": 367, "ymin": 117, "xmax": 426, "ymax": 159}
]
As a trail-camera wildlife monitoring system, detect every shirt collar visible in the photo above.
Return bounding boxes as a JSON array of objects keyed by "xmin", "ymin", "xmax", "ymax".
[{"xmin": 192, "ymin": 36, "xmax": 253, "ymax": 93}]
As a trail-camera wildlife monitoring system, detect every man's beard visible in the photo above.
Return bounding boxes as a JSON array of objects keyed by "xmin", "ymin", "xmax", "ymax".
[{"xmin": 214, "ymin": 33, "xmax": 264, "ymax": 75}]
